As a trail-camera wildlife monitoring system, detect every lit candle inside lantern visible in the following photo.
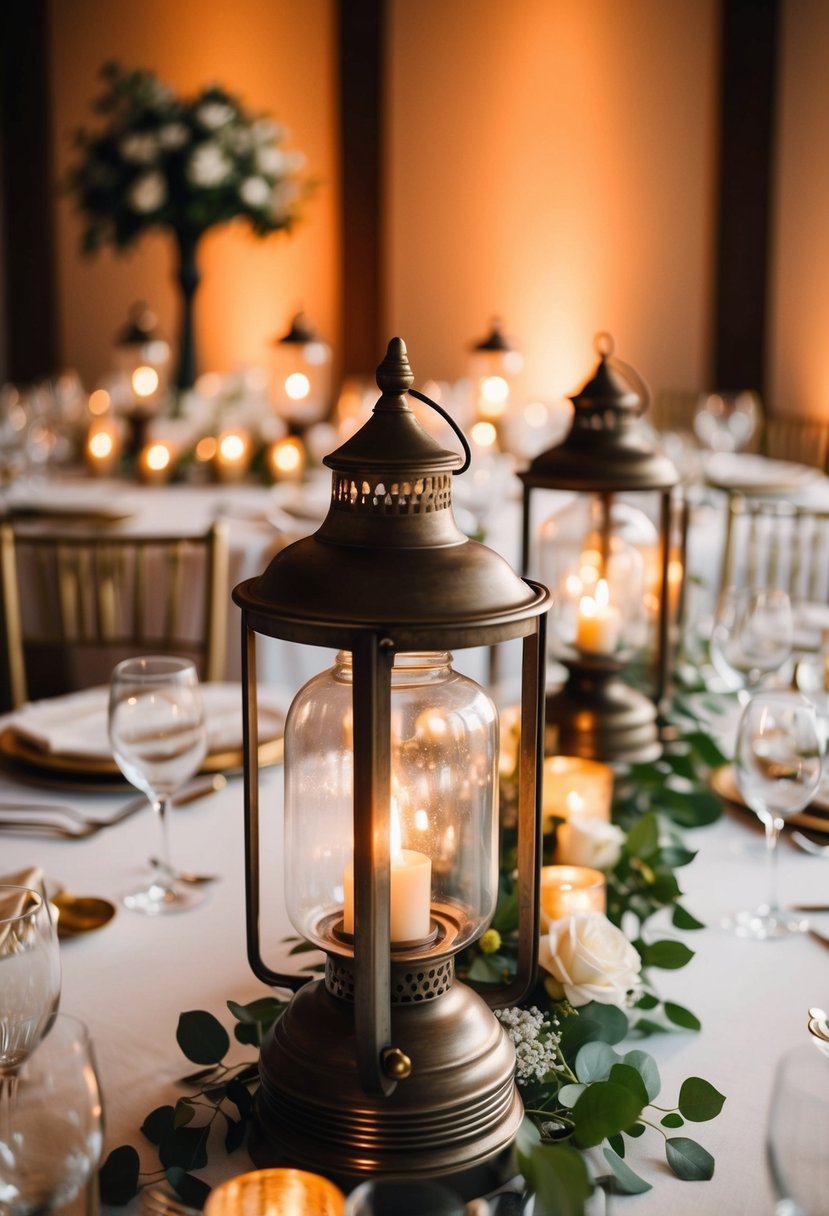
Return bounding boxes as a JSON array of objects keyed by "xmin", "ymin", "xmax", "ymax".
[
  {"xmin": 203, "ymin": 1167, "xmax": 346, "ymax": 1216},
  {"xmin": 131, "ymin": 364, "xmax": 160, "ymax": 400},
  {"xmin": 542, "ymin": 756, "xmax": 614, "ymax": 827},
  {"xmin": 575, "ymin": 578, "xmax": 620, "ymax": 655},
  {"xmin": 342, "ymin": 800, "xmax": 432, "ymax": 943},
  {"xmin": 540, "ymin": 865, "xmax": 606, "ymax": 925}
]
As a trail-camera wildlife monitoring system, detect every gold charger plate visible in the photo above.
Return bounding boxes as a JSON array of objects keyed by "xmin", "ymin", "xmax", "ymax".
[
  {"xmin": 0, "ymin": 713, "xmax": 283, "ymax": 790},
  {"xmin": 711, "ymin": 764, "xmax": 829, "ymax": 836}
]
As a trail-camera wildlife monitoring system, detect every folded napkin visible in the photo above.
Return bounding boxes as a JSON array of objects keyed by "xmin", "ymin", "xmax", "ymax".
[
  {"xmin": 0, "ymin": 866, "xmax": 46, "ymax": 948},
  {"xmin": 9, "ymin": 683, "xmax": 285, "ymax": 759}
]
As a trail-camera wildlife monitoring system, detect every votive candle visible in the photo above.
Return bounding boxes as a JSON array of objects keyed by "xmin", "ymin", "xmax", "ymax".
[
  {"xmin": 542, "ymin": 755, "xmax": 614, "ymax": 826},
  {"xmin": 540, "ymin": 864, "xmax": 606, "ymax": 925}
]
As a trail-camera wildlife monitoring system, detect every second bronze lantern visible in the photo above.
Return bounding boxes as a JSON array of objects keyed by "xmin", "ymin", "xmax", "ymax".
[
  {"xmin": 233, "ymin": 338, "xmax": 549, "ymax": 1197},
  {"xmin": 520, "ymin": 334, "xmax": 681, "ymax": 764}
]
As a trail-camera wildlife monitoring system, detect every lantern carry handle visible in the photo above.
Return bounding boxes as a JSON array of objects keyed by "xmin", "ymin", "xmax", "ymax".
[{"xmin": 407, "ymin": 387, "xmax": 471, "ymax": 475}]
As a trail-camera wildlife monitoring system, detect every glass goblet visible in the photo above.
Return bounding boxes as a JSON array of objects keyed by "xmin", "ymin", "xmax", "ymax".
[
  {"xmin": 0, "ymin": 885, "xmax": 61, "ymax": 1077},
  {"xmin": 709, "ymin": 586, "xmax": 793, "ymax": 700},
  {"xmin": 693, "ymin": 389, "xmax": 759, "ymax": 453},
  {"xmin": 0, "ymin": 1014, "xmax": 104, "ymax": 1216},
  {"xmin": 767, "ymin": 1044, "xmax": 829, "ymax": 1216},
  {"xmin": 727, "ymin": 692, "xmax": 823, "ymax": 940},
  {"xmin": 108, "ymin": 655, "xmax": 208, "ymax": 915}
]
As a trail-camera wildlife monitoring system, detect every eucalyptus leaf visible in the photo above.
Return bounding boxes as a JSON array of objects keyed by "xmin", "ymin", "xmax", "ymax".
[
  {"xmin": 625, "ymin": 1122, "xmax": 646, "ymax": 1138},
  {"xmin": 661, "ymin": 1113, "xmax": 684, "ymax": 1128},
  {"xmin": 624, "ymin": 812, "xmax": 660, "ymax": 860},
  {"xmin": 227, "ymin": 997, "xmax": 286, "ymax": 1026},
  {"xmin": 621, "ymin": 1050, "xmax": 661, "ymax": 1101},
  {"xmin": 176, "ymin": 1011, "xmax": 230, "ymax": 1066},
  {"xmin": 607, "ymin": 1133, "xmax": 624, "ymax": 1158},
  {"xmin": 678, "ymin": 1077, "xmax": 726, "ymax": 1122},
  {"xmin": 173, "ymin": 1099, "xmax": 195, "ymax": 1128},
  {"xmin": 519, "ymin": 1142, "xmax": 593, "ymax": 1216},
  {"xmin": 226, "ymin": 1077, "xmax": 254, "ymax": 1119},
  {"xmin": 575, "ymin": 1041, "xmax": 619, "ymax": 1084},
  {"xmin": 665, "ymin": 1002, "xmax": 702, "ymax": 1031},
  {"xmin": 601, "ymin": 1146, "xmax": 653, "ymax": 1194},
  {"xmin": 141, "ymin": 1104, "xmax": 175, "ymax": 1146},
  {"xmin": 572, "ymin": 1081, "xmax": 644, "ymax": 1148},
  {"xmin": 223, "ymin": 1114, "xmax": 246, "ymax": 1153},
  {"xmin": 178, "ymin": 1066, "xmax": 220, "ymax": 1085},
  {"xmin": 684, "ymin": 729, "xmax": 728, "ymax": 768},
  {"xmin": 232, "ymin": 1062, "xmax": 261, "ymax": 1086},
  {"xmin": 98, "ymin": 1144, "xmax": 140, "ymax": 1206},
  {"xmin": 167, "ymin": 1166, "xmax": 212, "ymax": 1210},
  {"xmin": 641, "ymin": 939, "xmax": 695, "ymax": 970},
  {"xmin": 635, "ymin": 991, "xmax": 660, "ymax": 1011},
  {"xmin": 665, "ymin": 1136, "xmax": 715, "ymax": 1181},
  {"xmin": 233, "ymin": 1022, "xmax": 260, "ymax": 1047},
  {"xmin": 630, "ymin": 1017, "xmax": 671, "ymax": 1036},
  {"xmin": 159, "ymin": 1125, "xmax": 209, "ymax": 1171},
  {"xmin": 607, "ymin": 1062, "xmax": 649, "ymax": 1108},
  {"xmin": 559, "ymin": 1001, "xmax": 628, "ymax": 1059},
  {"xmin": 558, "ymin": 1083, "xmax": 586, "ymax": 1108},
  {"xmin": 658, "ymin": 846, "xmax": 697, "ymax": 869},
  {"xmin": 672, "ymin": 903, "xmax": 706, "ymax": 931}
]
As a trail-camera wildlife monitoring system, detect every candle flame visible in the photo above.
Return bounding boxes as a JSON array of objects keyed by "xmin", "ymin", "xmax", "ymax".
[{"xmin": 285, "ymin": 371, "xmax": 311, "ymax": 400}]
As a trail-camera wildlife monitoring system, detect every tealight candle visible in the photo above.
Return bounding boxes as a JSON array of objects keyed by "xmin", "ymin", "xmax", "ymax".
[
  {"xmin": 204, "ymin": 1167, "xmax": 345, "ymax": 1216},
  {"xmin": 542, "ymin": 755, "xmax": 614, "ymax": 826},
  {"xmin": 85, "ymin": 420, "xmax": 121, "ymax": 476},
  {"xmin": 540, "ymin": 864, "xmax": 606, "ymax": 925},
  {"xmin": 575, "ymin": 578, "xmax": 620, "ymax": 655}
]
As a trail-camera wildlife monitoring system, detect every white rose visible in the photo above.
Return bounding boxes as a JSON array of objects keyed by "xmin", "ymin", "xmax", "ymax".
[
  {"xmin": 555, "ymin": 817, "xmax": 625, "ymax": 870},
  {"xmin": 127, "ymin": 171, "xmax": 166, "ymax": 213},
  {"xmin": 539, "ymin": 912, "xmax": 641, "ymax": 1008},
  {"xmin": 239, "ymin": 176, "xmax": 271, "ymax": 208},
  {"xmin": 120, "ymin": 133, "xmax": 157, "ymax": 163},
  {"xmin": 255, "ymin": 144, "xmax": 287, "ymax": 176},
  {"xmin": 251, "ymin": 117, "xmax": 283, "ymax": 144},
  {"xmin": 188, "ymin": 142, "xmax": 232, "ymax": 187},
  {"xmin": 158, "ymin": 123, "xmax": 189, "ymax": 150},
  {"xmin": 196, "ymin": 101, "xmax": 235, "ymax": 130}
]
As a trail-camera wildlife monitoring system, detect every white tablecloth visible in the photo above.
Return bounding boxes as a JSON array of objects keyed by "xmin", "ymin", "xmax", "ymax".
[{"xmin": 1, "ymin": 752, "xmax": 826, "ymax": 1214}]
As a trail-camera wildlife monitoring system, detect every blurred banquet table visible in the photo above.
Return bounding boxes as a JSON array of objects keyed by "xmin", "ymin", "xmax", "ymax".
[{"xmin": 2, "ymin": 728, "xmax": 829, "ymax": 1215}]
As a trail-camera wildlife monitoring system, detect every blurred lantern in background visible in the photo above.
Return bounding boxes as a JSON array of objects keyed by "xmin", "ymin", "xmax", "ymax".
[
  {"xmin": 271, "ymin": 312, "xmax": 333, "ymax": 435},
  {"xmin": 468, "ymin": 319, "xmax": 523, "ymax": 440},
  {"xmin": 520, "ymin": 333, "xmax": 683, "ymax": 763},
  {"xmin": 109, "ymin": 303, "xmax": 172, "ymax": 458}
]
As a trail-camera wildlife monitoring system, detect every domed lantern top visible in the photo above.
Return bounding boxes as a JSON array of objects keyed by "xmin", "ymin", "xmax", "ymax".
[
  {"xmin": 520, "ymin": 333, "xmax": 678, "ymax": 493},
  {"xmin": 235, "ymin": 337, "xmax": 547, "ymax": 648}
]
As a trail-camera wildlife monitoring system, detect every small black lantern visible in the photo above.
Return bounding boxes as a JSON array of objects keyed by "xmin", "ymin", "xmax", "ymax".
[
  {"xmin": 233, "ymin": 338, "xmax": 549, "ymax": 1196},
  {"xmin": 519, "ymin": 334, "xmax": 681, "ymax": 763}
]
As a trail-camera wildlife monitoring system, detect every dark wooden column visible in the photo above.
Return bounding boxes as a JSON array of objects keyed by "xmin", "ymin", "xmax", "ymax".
[
  {"xmin": 0, "ymin": 0, "xmax": 58, "ymax": 382},
  {"xmin": 712, "ymin": 0, "xmax": 780, "ymax": 395},
  {"xmin": 338, "ymin": 0, "xmax": 385, "ymax": 376}
]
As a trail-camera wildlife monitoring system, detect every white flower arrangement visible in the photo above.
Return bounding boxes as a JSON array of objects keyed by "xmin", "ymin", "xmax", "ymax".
[{"xmin": 64, "ymin": 61, "xmax": 313, "ymax": 254}]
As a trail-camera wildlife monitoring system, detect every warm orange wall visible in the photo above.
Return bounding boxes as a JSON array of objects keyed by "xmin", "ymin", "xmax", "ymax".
[
  {"xmin": 770, "ymin": 0, "xmax": 829, "ymax": 419},
  {"xmin": 386, "ymin": 0, "xmax": 719, "ymax": 405},
  {"xmin": 49, "ymin": 0, "xmax": 339, "ymax": 390}
]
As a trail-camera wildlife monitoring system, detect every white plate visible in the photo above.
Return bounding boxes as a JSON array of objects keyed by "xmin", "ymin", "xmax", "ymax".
[{"xmin": 704, "ymin": 453, "xmax": 823, "ymax": 495}]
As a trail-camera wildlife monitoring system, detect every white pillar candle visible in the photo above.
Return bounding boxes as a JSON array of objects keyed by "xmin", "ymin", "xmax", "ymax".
[
  {"xmin": 575, "ymin": 578, "xmax": 620, "ymax": 655},
  {"xmin": 342, "ymin": 849, "xmax": 432, "ymax": 944}
]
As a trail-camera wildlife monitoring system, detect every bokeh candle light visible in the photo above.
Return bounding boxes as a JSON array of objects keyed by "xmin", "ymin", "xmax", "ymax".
[
  {"xmin": 575, "ymin": 577, "xmax": 620, "ymax": 654},
  {"xmin": 85, "ymin": 419, "xmax": 120, "ymax": 475},
  {"xmin": 137, "ymin": 440, "xmax": 173, "ymax": 485},
  {"xmin": 267, "ymin": 435, "xmax": 306, "ymax": 482},
  {"xmin": 214, "ymin": 430, "xmax": 251, "ymax": 483},
  {"xmin": 540, "ymin": 864, "xmax": 606, "ymax": 925},
  {"xmin": 543, "ymin": 755, "xmax": 614, "ymax": 826}
]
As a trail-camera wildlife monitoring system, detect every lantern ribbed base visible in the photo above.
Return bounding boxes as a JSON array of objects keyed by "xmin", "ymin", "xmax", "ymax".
[
  {"xmin": 545, "ymin": 674, "xmax": 661, "ymax": 763},
  {"xmin": 248, "ymin": 976, "xmax": 522, "ymax": 1199}
]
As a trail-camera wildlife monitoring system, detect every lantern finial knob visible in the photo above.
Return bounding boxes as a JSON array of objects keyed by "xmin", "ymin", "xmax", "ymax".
[
  {"xmin": 594, "ymin": 331, "xmax": 615, "ymax": 360},
  {"xmin": 376, "ymin": 337, "xmax": 414, "ymax": 396}
]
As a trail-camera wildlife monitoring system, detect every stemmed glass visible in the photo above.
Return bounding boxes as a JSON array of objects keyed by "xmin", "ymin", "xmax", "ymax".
[
  {"xmin": 0, "ymin": 884, "xmax": 61, "ymax": 1080},
  {"xmin": 727, "ymin": 692, "xmax": 823, "ymax": 940},
  {"xmin": 693, "ymin": 390, "xmax": 759, "ymax": 453},
  {"xmin": 767, "ymin": 1044, "xmax": 829, "ymax": 1215},
  {"xmin": 0, "ymin": 1014, "xmax": 104, "ymax": 1216},
  {"xmin": 108, "ymin": 655, "xmax": 208, "ymax": 915},
  {"xmin": 709, "ymin": 586, "xmax": 793, "ymax": 701}
]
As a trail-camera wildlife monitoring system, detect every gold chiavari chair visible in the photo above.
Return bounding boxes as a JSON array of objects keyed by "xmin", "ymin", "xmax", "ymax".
[
  {"xmin": 760, "ymin": 413, "xmax": 829, "ymax": 472},
  {"xmin": 0, "ymin": 520, "xmax": 229, "ymax": 708}
]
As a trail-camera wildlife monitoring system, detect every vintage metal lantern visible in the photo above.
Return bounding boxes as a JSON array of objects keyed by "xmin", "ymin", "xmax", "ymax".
[
  {"xmin": 519, "ymin": 334, "xmax": 681, "ymax": 763},
  {"xmin": 270, "ymin": 311, "xmax": 333, "ymax": 432},
  {"xmin": 233, "ymin": 338, "xmax": 549, "ymax": 1197},
  {"xmin": 468, "ymin": 319, "xmax": 523, "ymax": 436}
]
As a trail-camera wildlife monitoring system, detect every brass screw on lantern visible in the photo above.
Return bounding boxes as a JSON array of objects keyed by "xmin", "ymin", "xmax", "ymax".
[
  {"xmin": 519, "ymin": 333, "xmax": 683, "ymax": 763},
  {"xmin": 232, "ymin": 338, "xmax": 549, "ymax": 1197}
]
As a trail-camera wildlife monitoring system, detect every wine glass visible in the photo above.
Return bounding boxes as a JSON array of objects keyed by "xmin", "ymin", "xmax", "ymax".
[
  {"xmin": 108, "ymin": 655, "xmax": 208, "ymax": 914},
  {"xmin": 0, "ymin": 1014, "xmax": 104, "ymax": 1215},
  {"xmin": 693, "ymin": 390, "xmax": 759, "ymax": 453},
  {"xmin": 727, "ymin": 692, "xmax": 823, "ymax": 940},
  {"xmin": 709, "ymin": 586, "xmax": 793, "ymax": 700},
  {"xmin": 767, "ymin": 1044, "xmax": 829, "ymax": 1215},
  {"xmin": 0, "ymin": 885, "xmax": 61, "ymax": 1076}
]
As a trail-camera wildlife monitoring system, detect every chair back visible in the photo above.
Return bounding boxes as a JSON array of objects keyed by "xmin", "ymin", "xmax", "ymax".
[
  {"xmin": 0, "ymin": 520, "xmax": 229, "ymax": 708},
  {"xmin": 761, "ymin": 414, "xmax": 829, "ymax": 472},
  {"xmin": 719, "ymin": 495, "xmax": 829, "ymax": 602}
]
